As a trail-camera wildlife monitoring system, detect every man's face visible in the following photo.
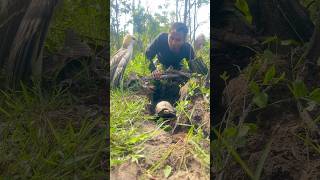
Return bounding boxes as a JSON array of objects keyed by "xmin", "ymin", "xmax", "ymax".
[{"xmin": 168, "ymin": 30, "xmax": 185, "ymax": 53}]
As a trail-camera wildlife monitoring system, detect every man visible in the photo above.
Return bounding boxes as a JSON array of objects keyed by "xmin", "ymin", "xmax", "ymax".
[{"xmin": 145, "ymin": 22, "xmax": 195, "ymax": 114}]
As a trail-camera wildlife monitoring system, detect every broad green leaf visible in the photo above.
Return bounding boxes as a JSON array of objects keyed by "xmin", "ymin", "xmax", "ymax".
[
  {"xmin": 263, "ymin": 65, "xmax": 276, "ymax": 85},
  {"xmin": 253, "ymin": 92, "xmax": 268, "ymax": 108},
  {"xmin": 262, "ymin": 36, "xmax": 278, "ymax": 45},
  {"xmin": 309, "ymin": 88, "xmax": 320, "ymax": 103},
  {"xmin": 163, "ymin": 165, "xmax": 172, "ymax": 178},
  {"xmin": 245, "ymin": 123, "xmax": 257, "ymax": 133},
  {"xmin": 235, "ymin": 0, "xmax": 252, "ymax": 24},
  {"xmin": 291, "ymin": 80, "xmax": 308, "ymax": 98},
  {"xmin": 249, "ymin": 81, "xmax": 260, "ymax": 94},
  {"xmin": 280, "ymin": 39, "xmax": 299, "ymax": 46}
]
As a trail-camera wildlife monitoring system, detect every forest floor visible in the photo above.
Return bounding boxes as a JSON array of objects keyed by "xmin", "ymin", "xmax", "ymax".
[
  {"xmin": 109, "ymin": 52, "xmax": 210, "ymax": 179},
  {"xmin": 211, "ymin": 48, "xmax": 320, "ymax": 179},
  {"xmin": 110, "ymin": 80, "xmax": 210, "ymax": 179}
]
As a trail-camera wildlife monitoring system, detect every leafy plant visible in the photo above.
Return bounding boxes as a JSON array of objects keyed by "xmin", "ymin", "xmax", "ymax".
[{"xmin": 235, "ymin": 0, "xmax": 252, "ymax": 24}]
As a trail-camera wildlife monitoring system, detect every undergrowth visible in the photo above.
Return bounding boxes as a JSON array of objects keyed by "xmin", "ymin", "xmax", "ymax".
[
  {"xmin": 110, "ymin": 89, "xmax": 154, "ymax": 167},
  {"xmin": 0, "ymin": 84, "xmax": 106, "ymax": 179},
  {"xmin": 212, "ymin": 41, "xmax": 320, "ymax": 179}
]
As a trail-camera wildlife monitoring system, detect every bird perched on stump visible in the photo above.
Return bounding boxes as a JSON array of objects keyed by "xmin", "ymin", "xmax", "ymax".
[{"xmin": 110, "ymin": 34, "xmax": 136, "ymax": 88}]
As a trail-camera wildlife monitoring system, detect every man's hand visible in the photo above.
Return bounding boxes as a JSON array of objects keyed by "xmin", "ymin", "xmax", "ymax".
[{"xmin": 152, "ymin": 69, "xmax": 162, "ymax": 80}]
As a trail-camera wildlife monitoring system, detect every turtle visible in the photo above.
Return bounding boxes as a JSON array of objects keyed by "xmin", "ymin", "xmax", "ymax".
[{"xmin": 155, "ymin": 101, "xmax": 176, "ymax": 118}]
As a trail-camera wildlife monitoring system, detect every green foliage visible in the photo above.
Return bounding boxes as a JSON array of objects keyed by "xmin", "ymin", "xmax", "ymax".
[
  {"xmin": 235, "ymin": 0, "xmax": 252, "ymax": 24},
  {"xmin": 110, "ymin": 89, "xmax": 153, "ymax": 167},
  {"xmin": 289, "ymin": 80, "xmax": 320, "ymax": 104},
  {"xmin": 220, "ymin": 71, "xmax": 230, "ymax": 82},
  {"xmin": 294, "ymin": 133, "xmax": 320, "ymax": 154},
  {"xmin": 163, "ymin": 165, "xmax": 172, "ymax": 178},
  {"xmin": 124, "ymin": 52, "xmax": 151, "ymax": 80},
  {"xmin": 187, "ymin": 78, "xmax": 200, "ymax": 97},
  {"xmin": 249, "ymin": 81, "xmax": 260, "ymax": 95},
  {"xmin": 188, "ymin": 127, "xmax": 210, "ymax": 168},
  {"xmin": 196, "ymin": 40, "xmax": 210, "ymax": 67},
  {"xmin": 309, "ymin": 88, "xmax": 320, "ymax": 103},
  {"xmin": 45, "ymin": 0, "xmax": 108, "ymax": 53},
  {"xmin": 213, "ymin": 124, "xmax": 271, "ymax": 180},
  {"xmin": 261, "ymin": 36, "xmax": 278, "ymax": 45},
  {"xmin": 289, "ymin": 80, "xmax": 309, "ymax": 99},
  {"xmin": 253, "ymin": 92, "xmax": 269, "ymax": 108},
  {"xmin": 263, "ymin": 65, "xmax": 276, "ymax": 85},
  {"xmin": 0, "ymin": 85, "xmax": 106, "ymax": 178}
]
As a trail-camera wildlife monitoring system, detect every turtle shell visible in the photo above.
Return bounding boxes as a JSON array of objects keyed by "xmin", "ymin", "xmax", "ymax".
[{"xmin": 155, "ymin": 101, "xmax": 176, "ymax": 118}]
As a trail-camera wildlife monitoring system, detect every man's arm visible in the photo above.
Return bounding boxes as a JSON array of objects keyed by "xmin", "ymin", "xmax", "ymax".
[{"xmin": 145, "ymin": 34, "xmax": 162, "ymax": 72}]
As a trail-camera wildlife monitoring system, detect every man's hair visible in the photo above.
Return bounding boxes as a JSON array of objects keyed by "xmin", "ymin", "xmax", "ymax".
[{"xmin": 170, "ymin": 22, "xmax": 188, "ymax": 36}]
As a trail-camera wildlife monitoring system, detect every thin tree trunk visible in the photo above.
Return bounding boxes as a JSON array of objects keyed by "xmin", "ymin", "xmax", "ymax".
[
  {"xmin": 188, "ymin": 0, "xmax": 191, "ymax": 42},
  {"xmin": 193, "ymin": 0, "xmax": 197, "ymax": 43},
  {"xmin": 132, "ymin": 0, "xmax": 135, "ymax": 34},
  {"xmin": 176, "ymin": 0, "xmax": 179, "ymax": 22},
  {"xmin": 183, "ymin": 0, "xmax": 188, "ymax": 24},
  {"xmin": 115, "ymin": 0, "xmax": 120, "ymax": 48},
  {"xmin": 302, "ymin": 3, "xmax": 320, "ymax": 88}
]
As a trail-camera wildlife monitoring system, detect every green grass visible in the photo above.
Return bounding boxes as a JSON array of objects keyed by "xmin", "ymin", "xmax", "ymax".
[
  {"xmin": 110, "ymin": 89, "xmax": 154, "ymax": 167},
  {"xmin": 124, "ymin": 52, "xmax": 151, "ymax": 80},
  {"xmin": 111, "ymin": 38, "xmax": 210, "ymax": 178},
  {"xmin": 0, "ymin": 84, "xmax": 106, "ymax": 179}
]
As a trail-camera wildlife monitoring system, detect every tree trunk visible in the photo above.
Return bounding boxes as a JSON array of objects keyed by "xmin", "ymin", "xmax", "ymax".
[
  {"xmin": 183, "ymin": 0, "xmax": 188, "ymax": 24},
  {"xmin": 302, "ymin": 4, "xmax": 320, "ymax": 88},
  {"xmin": 193, "ymin": 0, "xmax": 197, "ymax": 43},
  {"xmin": 115, "ymin": 0, "xmax": 120, "ymax": 48},
  {"xmin": 176, "ymin": 0, "xmax": 179, "ymax": 22},
  {"xmin": 188, "ymin": 0, "xmax": 191, "ymax": 42},
  {"xmin": 132, "ymin": 0, "xmax": 135, "ymax": 34}
]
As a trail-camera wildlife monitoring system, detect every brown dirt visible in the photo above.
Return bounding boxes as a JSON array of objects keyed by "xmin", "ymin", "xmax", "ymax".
[
  {"xmin": 213, "ymin": 54, "xmax": 320, "ymax": 179},
  {"xmin": 112, "ymin": 77, "xmax": 210, "ymax": 179},
  {"xmin": 222, "ymin": 74, "xmax": 249, "ymax": 118},
  {"xmin": 177, "ymin": 81, "xmax": 210, "ymax": 135},
  {"xmin": 219, "ymin": 112, "xmax": 320, "ymax": 180},
  {"xmin": 190, "ymin": 96, "xmax": 210, "ymax": 135},
  {"xmin": 110, "ymin": 120, "xmax": 210, "ymax": 179}
]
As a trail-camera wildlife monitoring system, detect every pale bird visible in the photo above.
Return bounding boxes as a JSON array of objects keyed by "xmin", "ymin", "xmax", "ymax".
[
  {"xmin": 194, "ymin": 33, "xmax": 206, "ymax": 53},
  {"xmin": 110, "ymin": 34, "xmax": 136, "ymax": 88}
]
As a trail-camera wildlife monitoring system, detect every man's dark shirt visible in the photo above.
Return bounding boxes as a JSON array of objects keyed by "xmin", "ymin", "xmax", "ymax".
[{"xmin": 145, "ymin": 33, "xmax": 195, "ymax": 72}]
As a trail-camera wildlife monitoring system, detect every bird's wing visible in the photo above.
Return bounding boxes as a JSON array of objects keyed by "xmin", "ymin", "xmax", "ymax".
[
  {"xmin": 111, "ymin": 47, "xmax": 133, "ymax": 87},
  {"xmin": 110, "ymin": 48, "xmax": 126, "ymax": 82},
  {"xmin": 4, "ymin": 0, "xmax": 57, "ymax": 88}
]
